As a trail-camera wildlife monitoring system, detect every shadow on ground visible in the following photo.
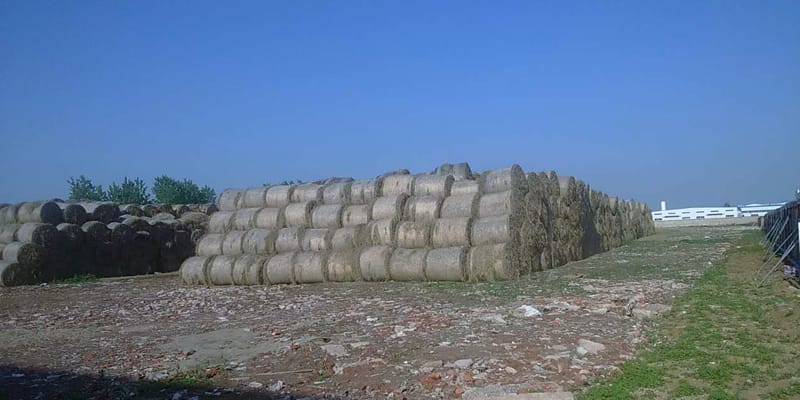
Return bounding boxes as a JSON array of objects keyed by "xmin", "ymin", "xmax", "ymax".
[{"xmin": 0, "ymin": 365, "xmax": 330, "ymax": 400}]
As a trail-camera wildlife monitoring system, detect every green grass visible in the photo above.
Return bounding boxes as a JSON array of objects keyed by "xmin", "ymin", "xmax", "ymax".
[
  {"xmin": 50, "ymin": 274, "xmax": 98, "ymax": 284},
  {"xmin": 580, "ymin": 229, "xmax": 800, "ymax": 399}
]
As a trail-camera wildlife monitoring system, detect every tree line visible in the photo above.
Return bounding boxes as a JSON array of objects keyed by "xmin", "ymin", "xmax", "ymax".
[{"xmin": 67, "ymin": 175, "xmax": 215, "ymax": 205}]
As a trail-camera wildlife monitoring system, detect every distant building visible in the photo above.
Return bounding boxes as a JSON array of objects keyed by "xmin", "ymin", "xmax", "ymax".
[{"xmin": 651, "ymin": 201, "xmax": 785, "ymax": 221}]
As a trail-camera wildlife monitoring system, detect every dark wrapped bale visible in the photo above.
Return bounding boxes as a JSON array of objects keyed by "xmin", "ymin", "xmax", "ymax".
[
  {"xmin": 108, "ymin": 222, "xmax": 135, "ymax": 243},
  {"xmin": 327, "ymin": 250, "xmax": 360, "ymax": 282},
  {"xmin": 440, "ymin": 193, "xmax": 480, "ymax": 218},
  {"xmin": 122, "ymin": 216, "xmax": 152, "ymax": 233},
  {"xmin": 254, "ymin": 207, "xmax": 285, "ymax": 230},
  {"xmin": 426, "ymin": 246, "xmax": 468, "ymax": 281},
  {"xmin": 242, "ymin": 228, "xmax": 277, "ymax": 255},
  {"xmin": 242, "ymin": 187, "xmax": 269, "ymax": 208},
  {"xmin": 171, "ymin": 229, "xmax": 194, "ymax": 263},
  {"xmin": 221, "ymin": 230, "xmax": 246, "ymax": 255},
  {"xmin": 359, "ymin": 245, "xmax": 392, "ymax": 281},
  {"xmin": 208, "ymin": 254, "xmax": 236, "ymax": 285},
  {"xmin": 342, "ymin": 204, "xmax": 372, "ymax": 227},
  {"xmin": 0, "ymin": 204, "xmax": 19, "ymax": 224},
  {"xmin": 323, "ymin": 182, "xmax": 352, "ymax": 205},
  {"xmin": 82, "ymin": 202, "xmax": 120, "ymax": 224},
  {"xmin": 389, "ymin": 248, "xmax": 428, "ymax": 281},
  {"xmin": 350, "ymin": 178, "xmax": 383, "ymax": 204},
  {"xmin": 382, "ymin": 174, "xmax": 416, "ymax": 196},
  {"xmin": 152, "ymin": 212, "xmax": 176, "ymax": 222},
  {"xmin": 395, "ymin": 221, "xmax": 432, "ymax": 248},
  {"xmin": 366, "ymin": 217, "xmax": 398, "ymax": 246},
  {"xmin": 294, "ymin": 251, "xmax": 328, "ymax": 283},
  {"xmin": 218, "ymin": 189, "xmax": 244, "ymax": 211},
  {"xmin": 128, "ymin": 231, "xmax": 157, "ymax": 275},
  {"xmin": 232, "ymin": 208, "xmax": 259, "ymax": 231},
  {"xmin": 120, "ymin": 204, "xmax": 145, "ymax": 217},
  {"xmin": 450, "ymin": 180, "xmax": 479, "ymax": 196},
  {"xmin": 171, "ymin": 204, "xmax": 191, "ymax": 217},
  {"xmin": 372, "ymin": 194, "xmax": 408, "ymax": 220},
  {"xmin": 284, "ymin": 201, "xmax": 315, "ymax": 228},
  {"xmin": 331, "ymin": 226, "xmax": 367, "ymax": 250},
  {"xmin": 0, "ymin": 243, "xmax": 5, "ymax": 256},
  {"xmin": 17, "ymin": 201, "xmax": 63, "ymax": 225},
  {"xmin": 196, "ymin": 234, "xmax": 224, "ymax": 256},
  {"xmin": 0, "ymin": 261, "xmax": 27, "ymax": 286},
  {"xmin": 265, "ymin": 185, "xmax": 294, "ymax": 208},
  {"xmin": 301, "ymin": 228, "xmax": 333, "ymax": 251},
  {"xmin": 403, "ymin": 196, "xmax": 443, "ymax": 222},
  {"xmin": 413, "ymin": 175, "xmax": 454, "ymax": 197},
  {"xmin": 0, "ymin": 224, "xmax": 20, "ymax": 244},
  {"xmin": 232, "ymin": 254, "xmax": 267, "ymax": 285},
  {"xmin": 265, "ymin": 251, "xmax": 297, "ymax": 284},
  {"xmin": 180, "ymin": 255, "xmax": 213, "ymax": 285},
  {"xmin": 291, "ymin": 184, "xmax": 323, "ymax": 203},
  {"xmin": 2, "ymin": 242, "xmax": 47, "ymax": 281},
  {"xmin": 208, "ymin": 211, "xmax": 235, "ymax": 233},
  {"xmin": 82, "ymin": 221, "xmax": 111, "ymax": 242},
  {"xmin": 311, "ymin": 204, "xmax": 343, "ymax": 229},
  {"xmin": 431, "ymin": 217, "xmax": 472, "ymax": 248},
  {"xmin": 275, "ymin": 227, "xmax": 305, "ymax": 253},
  {"xmin": 189, "ymin": 204, "xmax": 218, "ymax": 215},
  {"xmin": 479, "ymin": 165, "xmax": 527, "ymax": 194},
  {"xmin": 178, "ymin": 212, "xmax": 210, "ymax": 232},
  {"xmin": 148, "ymin": 220, "xmax": 174, "ymax": 244}
]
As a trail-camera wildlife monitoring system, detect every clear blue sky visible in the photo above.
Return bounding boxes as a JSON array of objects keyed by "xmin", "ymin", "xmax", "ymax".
[{"xmin": 1, "ymin": 1, "xmax": 798, "ymax": 209}]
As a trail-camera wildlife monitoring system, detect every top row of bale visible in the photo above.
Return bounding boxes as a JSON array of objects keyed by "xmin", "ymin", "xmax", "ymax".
[{"xmin": 0, "ymin": 201, "xmax": 217, "ymax": 227}]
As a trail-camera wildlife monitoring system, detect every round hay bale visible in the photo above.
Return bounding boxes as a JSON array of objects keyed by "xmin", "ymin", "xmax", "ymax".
[
  {"xmin": 196, "ymin": 233, "xmax": 225, "ymax": 256},
  {"xmin": 291, "ymin": 184, "xmax": 323, "ymax": 203},
  {"xmin": 222, "ymin": 231, "xmax": 246, "ymax": 255},
  {"xmin": 470, "ymin": 216, "xmax": 512, "ymax": 246},
  {"xmin": 327, "ymin": 250, "xmax": 360, "ymax": 282},
  {"xmin": 141, "ymin": 204, "xmax": 160, "ymax": 217},
  {"xmin": 172, "ymin": 204, "xmax": 191, "ymax": 217},
  {"xmin": 350, "ymin": 178, "xmax": 383, "ymax": 204},
  {"xmin": 431, "ymin": 217, "xmax": 472, "ymax": 248},
  {"xmin": 301, "ymin": 228, "xmax": 333, "ymax": 251},
  {"xmin": 365, "ymin": 218, "xmax": 398, "ymax": 246},
  {"xmin": 478, "ymin": 190, "xmax": 525, "ymax": 218},
  {"xmin": 0, "ymin": 204, "xmax": 19, "ymax": 225},
  {"xmin": 440, "ymin": 193, "xmax": 480, "ymax": 219},
  {"xmin": 242, "ymin": 187, "xmax": 269, "ymax": 208},
  {"xmin": 2, "ymin": 242, "xmax": 46, "ymax": 269},
  {"xmin": 341, "ymin": 204, "xmax": 372, "ymax": 227},
  {"xmin": 232, "ymin": 254, "xmax": 267, "ymax": 285},
  {"xmin": 82, "ymin": 202, "xmax": 120, "ymax": 224},
  {"xmin": 82, "ymin": 221, "xmax": 111, "ymax": 242},
  {"xmin": 242, "ymin": 228, "xmax": 277, "ymax": 255},
  {"xmin": 232, "ymin": 208, "xmax": 259, "ymax": 231},
  {"xmin": 359, "ymin": 246, "xmax": 392, "ymax": 281},
  {"xmin": 413, "ymin": 175, "xmax": 453, "ymax": 197},
  {"xmin": 293, "ymin": 251, "xmax": 328, "ymax": 283},
  {"xmin": 275, "ymin": 227, "xmax": 305, "ymax": 253},
  {"xmin": 311, "ymin": 204, "xmax": 343, "ymax": 229},
  {"xmin": 479, "ymin": 165, "xmax": 526, "ymax": 194},
  {"xmin": 450, "ymin": 180, "xmax": 479, "ymax": 196},
  {"xmin": 218, "ymin": 189, "xmax": 244, "ymax": 211},
  {"xmin": 108, "ymin": 222, "xmax": 135, "ymax": 243},
  {"xmin": 59, "ymin": 203, "xmax": 88, "ymax": 225},
  {"xmin": 403, "ymin": 196, "xmax": 442, "ymax": 222},
  {"xmin": 208, "ymin": 254, "xmax": 236, "ymax": 285},
  {"xmin": 372, "ymin": 194, "xmax": 408, "ymax": 220},
  {"xmin": 178, "ymin": 212, "xmax": 210, "ymax": 231},
  {"xmin": 468, "ymin": 243, "xmax": 519, "ymax": 282},
  {"xmin": 152, "ymin": 212, "xmax": 176, "ymax": 222},
  {"xmin": 0, "ymin": 261, "xmax": 29, "ymax": 287},
  {"xmin": 180, "ymin": 256, "xmax": 212, "ymax": 285},
  {"xmin": 426, "ymin": 246, "xmax": 467, "ymax": 281},
  {"xmin": 57, "ymin": 223, "xmax": 85, "ymax": 246},
  {"xmin": 120, "ymin": 204, "xmax": 145, "ymax": 217},
  {"xmin": 395, "ymin": 221, "xmax": 432, "ymax": 248},
  {"xmin": 193, "ymin": 204, "xmax": 218, "ymax": 215},
  {"xmin": 323, "ymin": 182, "xmax": 352, "ymax": 205},
  {"xmin": 284, "ymin": 201, "xmax": 315, "ymax": 227},
  {"xmin": 148, "ymin": 220, "xmax": 173, "ymax": 244},
  {"xmin": 208, "ymin": 211, "xmax": 235, "ymax": 233},
  {"xmin": 122, "ymin": 216, "xmax": 152, "ymax": 233},
  {"xmin": 331, "ymin": 226, "xmax": 367, "ymax": 250},
  {"xmin": 265, "ymin": 185, "xmax": 294, "ymax": 208},
  {"xmin": 265, "ymin": 251, "xmax": 297, "ymax": 284},
  {"xmin": 254, "ymin": 207, "xmax": 285, "ymax": 230},
  {"xmin": 389, "ymin": 248, "xmax": 428, "ymax": 281},
  {"xmin": 382, "ymin": 174, "xmax": 416, "ymax": 196},
  {"xmin": 0, "ymin": 224, "xmax": 20, "ymax": 244},
  {"xmin": 452, "ymin": 163, "xmax": 473, "ymax": 180},
  {"xmin": 17, "ymin": 201, "xmax": 63, "ymax": 225}
]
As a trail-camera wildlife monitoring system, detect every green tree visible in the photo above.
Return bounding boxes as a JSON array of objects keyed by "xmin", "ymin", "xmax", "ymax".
[
  {"xmin": 152, "ymin": 175, "xmax": 215, "ymax": 204},
  {"xmin": 67, "ymin": 175, "xmax": 107, "ymax": 201},
  {"xmin": 107, "ymin": 177, "xmax": 151, "ymax": 204}
]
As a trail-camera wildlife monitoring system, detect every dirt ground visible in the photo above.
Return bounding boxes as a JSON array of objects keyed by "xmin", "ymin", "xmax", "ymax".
[{"xmin": 0, "ymin": 227, "xmax": 749, "ymax": 399}]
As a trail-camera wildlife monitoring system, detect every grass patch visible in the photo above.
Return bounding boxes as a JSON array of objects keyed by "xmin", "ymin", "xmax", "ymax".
[
  {"xmin": 580, "ymin": 229, "xmax": 800, "ymax": 399},
  {"xmin": 50, "ymin": 274, "xmax": 98, "ymax": 284}
]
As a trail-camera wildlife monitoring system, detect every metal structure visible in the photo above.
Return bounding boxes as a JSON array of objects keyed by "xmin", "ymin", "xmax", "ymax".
[{"xmin": 756, "ymin": 200, "xmax": 800, "ymax": 286}]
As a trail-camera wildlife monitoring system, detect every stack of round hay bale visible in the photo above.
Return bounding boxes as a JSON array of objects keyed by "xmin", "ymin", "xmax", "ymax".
[
  {"xmin": 0, "ymin": 200, "xmax": 215, "ymax": 286},
  {"xmin": 180, "ymin": 163, "xmax": 656, "ymax": 287}
]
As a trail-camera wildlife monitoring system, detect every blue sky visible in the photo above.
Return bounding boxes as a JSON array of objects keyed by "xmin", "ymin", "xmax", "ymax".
[{"xmin": 1, "ymin": 1, "xmax": 798, "ymax": 209}]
